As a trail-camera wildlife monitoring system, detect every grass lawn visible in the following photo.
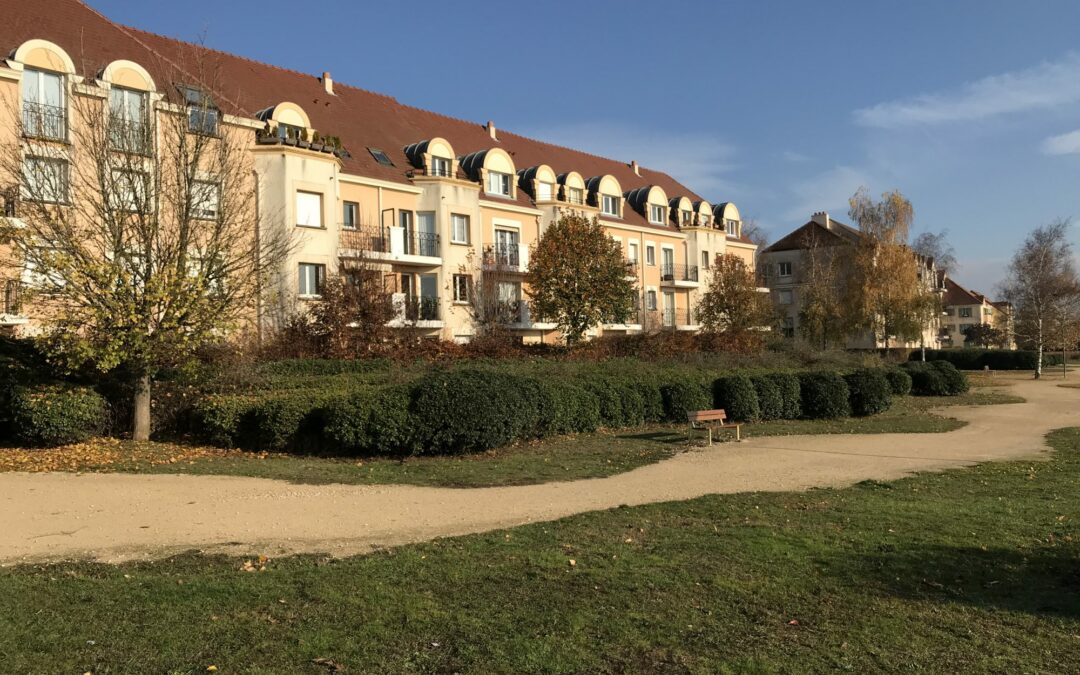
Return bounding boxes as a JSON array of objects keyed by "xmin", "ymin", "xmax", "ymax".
[
  {"xmin": 0, "ymin": 388, "xmax": 1023, "ymax": 488},
  {"xmin": 1, "ymin": 428, "xmax": 1077, "ymax": 673}
]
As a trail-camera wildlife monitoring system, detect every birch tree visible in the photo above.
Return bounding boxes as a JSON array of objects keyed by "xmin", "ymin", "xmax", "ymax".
[{"xmin": 999, "ymin": 219, "xmax": 1080, "ymax": 379}]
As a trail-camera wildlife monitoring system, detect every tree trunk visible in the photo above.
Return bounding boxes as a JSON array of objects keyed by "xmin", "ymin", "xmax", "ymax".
[
  {"xmin": 133, "ymin": 373, "xmax": 152, "ymax": 441},
  {"xmin": 1035, "ymin": 324, "xmax": 1043, "ymax": 379}
]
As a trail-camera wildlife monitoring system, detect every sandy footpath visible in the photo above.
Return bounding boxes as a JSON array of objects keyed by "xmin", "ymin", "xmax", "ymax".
[{"xmin": 1, "ymin": 378, "xmax": 1076, "ymax": 564}]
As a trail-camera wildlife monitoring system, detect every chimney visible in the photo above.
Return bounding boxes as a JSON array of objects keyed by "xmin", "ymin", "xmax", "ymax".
[
  {"xmin": 811, "ymin": 211, "xmax": 830, "ymax": 229},
  {"xmin": 322, "ymin": 71, "xmax": 334, "ymax": 95},
  {"xmin": 486, "ymin": 120, "xmax": 497, "ymax": 141},
  {"xmin": 631, "ymin": 160, "xmax": 641, "ymax": 177}
]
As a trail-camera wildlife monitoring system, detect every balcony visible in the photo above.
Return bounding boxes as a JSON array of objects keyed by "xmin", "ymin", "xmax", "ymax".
[
  {"xmin": 482, "ymin": 243, "xmax": 530, "ymax": 273},
  {"xmin": 660, "ymin": 263, "xmax": 699, "ymax": 287},
  {"xmin": 340, "ymin": 226, "xmax": 441, "ymax": 265},
  {"xmin": 22, "ymin": 102, "xmax": 66, "ymax": 142},
  {"xmin": 387, "ymin": 293, "xmax": 443, "ymax": 329},
  {"xmin": 109, "ymin": 118, "xmax": 153, "ymax": 155},
  {"xmin": 500, "ymin": 299, "xmax": 556, "ymax": 331},
  {"xmin": 406, "ymin": 165, "xmax": 466, "ymax": 180}
]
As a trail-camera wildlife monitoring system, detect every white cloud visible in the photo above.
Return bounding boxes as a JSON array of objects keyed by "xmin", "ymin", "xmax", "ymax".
[
  {"xmin": 783, "ymin": 166, "xmax": 871, "ymax": 221},
  {"xmin": 518, "ymin": 122, "xmax": 737, "ymax": 198},
  {"xmin": 854, "ymin": 52, "xmax": 1080, "ymax": 128},
  {"xmin": 1041, "ymin": 129, "xmax": 1080, "ymax": 155}
]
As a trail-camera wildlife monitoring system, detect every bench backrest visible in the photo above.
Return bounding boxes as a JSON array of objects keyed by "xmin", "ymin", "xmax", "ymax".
[{"xmin": 687, "ymin": 409, "xmax": 727, "ymax": 423}]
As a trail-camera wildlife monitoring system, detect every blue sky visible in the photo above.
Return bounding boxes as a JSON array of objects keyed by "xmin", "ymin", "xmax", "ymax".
[{"xmin": 92, "ymin": 0, "xmax": 1080, "ymax": 294}]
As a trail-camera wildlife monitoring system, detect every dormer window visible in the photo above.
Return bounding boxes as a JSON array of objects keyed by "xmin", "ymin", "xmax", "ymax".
[
  {"xmin": 649, "ymin": 204, "xmax": 666, "ymax": 224},
  {"xmin": 180, "ymin": 85, "xmax": 219, "ymax": 136},
  {"xmin": 680, "ymin": 210, "xmax": 692, "ymax": 225},
  {"xmin": 568, "ymin": 187, "xmax": 584, "ymax": 205},
  {"xmin": 601, "ymin": 194, "xmax": 620, "ymax": 217},
  {"xmin": 537, "ymin": 181, "xmax": 554, "ymax": 201},
  {"xmin": 22, "ymin": 68, "xmax": 66, "ymax": 141},
  {"xmin": 486, "ymin": 171, "xmax": 511, "ymax": 197},
  {"xmin": 726, "ymin": 219, "xmax": 740, "ymax": 237},
  {"xmin": 431, "ymin": 156, "xmax": 451, "ymax": 177}
]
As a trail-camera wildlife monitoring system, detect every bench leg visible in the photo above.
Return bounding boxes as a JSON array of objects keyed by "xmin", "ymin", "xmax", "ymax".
[{"xmin": 736, "ymin": 425, "xmax": 741, "ymax": 442}]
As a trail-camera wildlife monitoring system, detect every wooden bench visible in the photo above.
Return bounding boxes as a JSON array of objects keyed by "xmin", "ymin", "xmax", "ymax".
[{"xmin": 687, "ymin": 409, "xmax": 743, "ymax": 445}]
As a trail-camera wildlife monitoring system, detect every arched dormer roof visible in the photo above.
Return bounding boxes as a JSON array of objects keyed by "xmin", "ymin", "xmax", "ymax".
[
  {"xmin": 713, "ymin": 202, "xmax": 741, "ymax": 223},
  {"xmin": 557, "ymin": 171, "xmax": 586, "ymax": 190},
  {"xmin": 585, "ymin": 174, "xmax": 621, "ymax": 198},
  {"xmin": 12, "ymin": 39, "xmax": 76, "ymax": 74},
  {"xmin": 458, "ymin": 147, "xmax": 515, "ymax": 181},
  {"xmin": 670, "ymin": 196, "xmax": 693, "ymax": 213},
  {"xmin": 518, "ymin": 164, "xmax": 557, "ymax": 199},
  {"xmin": 255, "ymin": 101, "xmax": 311, "ymax": 129},
  {"xmin": 403, "ymin": 137, "xmax": 455, "ymax": 169},
  {"xmin": 625, "ymin": 185, "xmax": 668, "ymax": 212},
  {"xmin": 99, "ymin": 59, "xmax": 156, "ymax": 92}
]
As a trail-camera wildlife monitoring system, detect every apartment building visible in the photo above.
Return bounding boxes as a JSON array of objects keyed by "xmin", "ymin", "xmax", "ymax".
[
  {"xmin": 941, "ymin": 277, "xmax": 1014, "ymax": 349},
  {"xmin": 759, "ymin": 211, "xmax": 943, "ymax": 349},
  {"xmin": 0, "ymin": 0, "xmax": 757, "ymax": 344}
]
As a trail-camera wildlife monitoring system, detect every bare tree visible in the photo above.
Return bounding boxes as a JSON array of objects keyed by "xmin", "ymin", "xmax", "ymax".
[
  {"xmin": 796, "ymin": 227, "xmax": 846, "ymax": 349},
  {"xmin": 0, "ymin": 53, "xmax": 290, "ymax": 439},
  {"xmin": 999, "ymin": 219, "xmax": 1080, "ymax": 378},
  {"xmin": 912, "ymin": 230, "xmax": 958, "ymax": 276}
]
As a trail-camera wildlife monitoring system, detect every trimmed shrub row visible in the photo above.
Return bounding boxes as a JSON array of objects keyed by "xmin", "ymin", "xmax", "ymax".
[
  {"xmin": 7, "ymin": 384, "xmax": 109, "ymax": 447},
  {"xmin": 901, "ymin": 361, "xmax": 969, "ymax": 396},
  {"xmin": 189, "ymin": 363, "xmax": 964, "ymax": 456},
  {"xmin": 914, "ymin": 349, "xmax": 1062, "ymax": 371}
]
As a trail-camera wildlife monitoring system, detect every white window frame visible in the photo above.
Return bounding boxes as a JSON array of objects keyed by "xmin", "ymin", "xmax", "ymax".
[
  {"xmin": 342, "ymin": 201, "xmax": 359, "ymax": 229},
  {"xmin": 451, "ymin": 213, "xmax": 470, "ymax": 244},
  {"xmin": 191, "ymin": 179, "xmax": 220, "ymax": 220},
  {"xmin": 646, "ymin": 289, "xmax": 658, "ymax": 311},
  {"xmin": 486, "ymin": 171, "xmax": 511, "ymax": 197},
  {"xmin": 568, "ymin": 186, "xmax": 584, "ymax": 205},
  {"xmin": 536, "ymin": 181, "xmax": 554, "ymax": 201},
  {"xmin": 452, "ymin": 273, "xmax": 470, "ymax": 303},
  {"xmin": 22, "ymin": 68, "xmax": 66, "ymax": 140},
  {"xmin": 601, "ymin": 194, "xmax": 620, "ymax": 217},
  {"xmin": 22, "ymin": 156, "xmax": 69, "ymax": 204},
  {"xmin": 649, "ymin": 204, "xmax": 666, "ymax": 224},
  {"xmin": 298, "ymin": 262, "xmax": 325, "ymax": 298},
  {"xmin": 431, "ymin": 155, "xmax": 451, "ymax": 177},
  {"xmin": 778, "ymin": 261, "xmax": 793, "ymax": 277},
  {"xmin": 110, "ymin": 168, "xmax": 150, "ymax": 213},
  {"xmin": 702, "ymin": 251, "xmax": 710, "ymax": 269},
  {"xmin": 296, "ymin": 190, "xmax": 324, "ymax": 228},
  {"xmin": 645, "ymin": 244, "xmax": 656, "ymax": 266},
  {"xmin": 628, "ymin": 241, "xmax": 639, "ymax": 263}
]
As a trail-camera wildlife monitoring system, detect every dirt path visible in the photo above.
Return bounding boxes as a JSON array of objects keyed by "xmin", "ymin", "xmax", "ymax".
[{"xmin": 2, "ymin": 378, "xmax": 1077, "ymax": 565}]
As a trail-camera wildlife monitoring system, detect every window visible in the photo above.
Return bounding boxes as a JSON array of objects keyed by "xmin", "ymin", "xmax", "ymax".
[
  {"xmin": 779, "ymin": 290, "xmax": 793, "ymax": 305},
  {"xmin": 646, "ymin": 289, "xmax": 658, "ymax": 311},
  {"xmin": 628, "ymin": 242, "xmax": 639, "ymax": 263},
  {"xmin": 298, "ymin": 263, "xmax": 325, "ymax": 297},
  {"xmin": 959, "ymin": 307, "xmax": 973, "ymax": 318},
  {"xmin": 342, "ymin": 201, "xmax": 359, "ymax": 229},
  {"xmin": 782, "ymin": 316, "xmax": 795, "ymax": 338},
  {"xmin": 726, "ymin": 219, "xmax": 740, "ymax": 237},
  {"xmin": 22, "ymin": 68, "xmax": 66, "ymax": 140},
  {"xmin": 22, "ymin": 157, "xmax": 68, "ymax": 203},
  {"xmin": 945, "ymin": 307, "xmax": 955, "ymax": 316},
  {"xmin": 296, "ymin": 191, "xmax": 323, "ymax": 228},
  {"xmin": 486, "ymin": 171, "xmax": 511, "ymax": 197},
  {"xmin": 700, "ymin": 214, "xmax": 711, "ymax": 227},
  {"xmin": 601, "ymin": 194, "xmax": 620, "ymax": 217},
  {"xmin": 180, "ymin": 85, "xmax": 218, "ymax": 135},
  {"xmin": 536, "ymin": 181, "xmax": 554, "ymax": 201},
  {"xmin": 663, "ymin": 291, "xmax": 676, "ymax": 326},
  {"xmin": 681, "ymin": 210, "xmax": 693, "ymax": 226},
  {"xmin": 110, "ymin": 169, "xmax": 150, "ymax": 213},
  {"xmin": 109, "ymin": 87, "xmax": 149, "ymax": 153},
  {"xmin": 416, "ymin": 211, "xmax": 438, "ymax": 257},
  {"xmin": 568, "ymin": 187, "xmax": 584, "ymax": 205},
  {"xmin": 191, "ymin": 180, "xmax": 220, "ymax": 220},
  {"xmin": 649, "ymin": 204, "xmax": 666, "ymax": 224},
  {"xmin": 453, "ymin": 274, "xmax": 470, "ymax": 303},
  {"xmin": 702, "ymin": 251, "xmax": 710, "ymax": 269},
  {"xmin": 645, "ymin": 245, "xmax": 656, "ymax": 266},
  {"xmin": 451, "ymin": 213, "xmax": 470, "ymax": 244},
  {"xmin": 778, "ymin": 261, "xmax": 793, "ymax": 277},
  {"xmin": 368, "ymin": 147, "xmax": 394, "ymax": 166},
  {"xmin": 277, "ymin": 123, "xmax": 304, "ymax": 141},
  {"xmin": 431, "ymin": 156, "xmax": 450, "ymax": 177}
]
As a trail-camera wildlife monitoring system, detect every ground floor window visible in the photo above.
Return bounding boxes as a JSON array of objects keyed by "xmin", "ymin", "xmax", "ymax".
[{"xmin": 298, "ymin": 263, "xmax": 325, "ymax": 297}]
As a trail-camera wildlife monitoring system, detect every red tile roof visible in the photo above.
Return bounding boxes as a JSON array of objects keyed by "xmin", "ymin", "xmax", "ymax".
[
  {"xmin": 943, "ymin": 277, "xmax": 992, "ymax": 307},
  {"xmin": 5, "ymin": 0, "xmax": 752, "ymax": 238}
]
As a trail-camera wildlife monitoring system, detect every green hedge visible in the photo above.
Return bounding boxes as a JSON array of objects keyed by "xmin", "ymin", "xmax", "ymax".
[
  {"xmin": 751, "ymin": 375, "xmax": 784, "ymax": 421},
  {"xmin": 661, "ymin": 381, "xmax": 712, "ymax": 422},
  {"xmin": 190, "ymin": 394, "xmax": 259, "ymax": 447},
  {"xmin": 798, "ymin": 372, "xmax": 851, "ymax": 419},
  {"xmin": 914, "ymin": 349, "xmax": 1061, "ymax": 371},
  {"xmin": 9, "ymin": 384, "xmax": 108, "ymax": 447},
  {"xmin": 713, "ymin": 375, "xmax": 761, "ymax": 422},
  {"xmin": 844, "ymin": 369, "xmax": 893, "ymax": 417},
  {"xmin": 768, "ymin": 373, "xmax": 802, "ymax": 420},
  {"xmin": 534, "ymin": 380, "xmax": 602, "ymax": 437},
  {"xmin": 884, "ymin": 368, "xmax": 913, "ymax": 397},
  {"xmin": 901, "ymin": 361, "xmax": 968, "ymax": 396},
  {"xmin": 322, "ymin": 386, "xmax": 418, "ymax": 457},
  {"xmin": 930, "ymin": 361, "xmax": 969, "ymax": 395}
]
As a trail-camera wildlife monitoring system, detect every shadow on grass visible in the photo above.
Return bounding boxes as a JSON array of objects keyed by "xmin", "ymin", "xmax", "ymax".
[
  {"xmin": 829, "ymin": 543, "xmax": 1080, "ymax": 619},
  {"xmin": 615, "ymin": 430, "xmax": 688, "ymax": 445}
]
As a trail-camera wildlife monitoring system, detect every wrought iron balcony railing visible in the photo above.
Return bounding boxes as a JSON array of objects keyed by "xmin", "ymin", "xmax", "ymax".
[
  {"xmin": 3, "ymin": 279, "xmax": 21, "ymax": 314},
  {"xmin": 403, "ymin": 295, "xmax": 440, "ymax": 322},
  {"xmin": 660, "ymin": 263, "xmax": 699, "ymax": 283},
  {"xmin": 22, "ymin": 102, "xmax": 66, "ymax": 141},
  {"xmin": 483, "ymin": 243, "xmax": 521, "ymax": 268},
  {"xmin": 109, "ymin": 118, "xmax": 153, "ymax": 154}
]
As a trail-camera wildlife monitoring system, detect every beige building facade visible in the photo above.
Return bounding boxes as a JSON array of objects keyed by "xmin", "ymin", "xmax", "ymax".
[
  {"xmin": 0, "ymin": 2, "xmax": 757, "ymax": 344},
  {"xmin": 941, "ymin": 278, "xmax": 1014, "ymax": 349}
]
